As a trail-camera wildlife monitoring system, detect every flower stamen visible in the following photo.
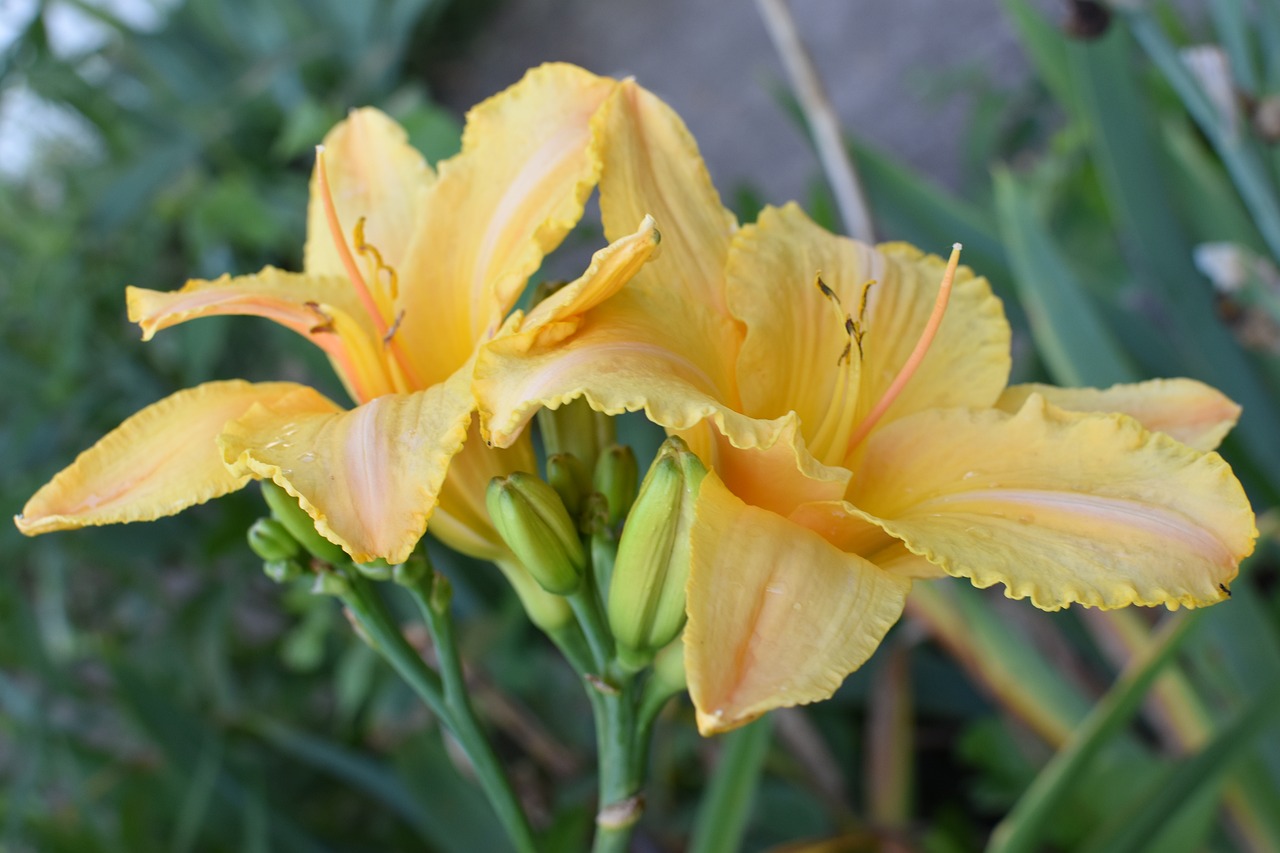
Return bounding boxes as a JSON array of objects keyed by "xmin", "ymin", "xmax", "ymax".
[
  {"xmin": 845, "ymin": 243, "xmax": 962, "ymax": 454},
  {"xmin": 314, "ymin": 146, "xmax": 423, "ymax": 392}
]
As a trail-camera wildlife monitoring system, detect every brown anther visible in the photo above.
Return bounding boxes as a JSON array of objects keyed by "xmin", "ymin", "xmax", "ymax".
[
  {"xmin": 816, "ymin": 274, "xmax": 838, "ymax": 303},
  {"xmin": 305, "ymin": 301, "xmax": 335, "ymax": 334},
  {"xmin": 382, "ymin": 309, "xmax": 405, "ymax": 345}
]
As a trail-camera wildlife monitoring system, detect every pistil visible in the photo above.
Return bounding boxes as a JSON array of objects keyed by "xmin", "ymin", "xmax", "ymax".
[{"xmin": 844, "ymin": 243, "xmax": 962, "ymax": 455}]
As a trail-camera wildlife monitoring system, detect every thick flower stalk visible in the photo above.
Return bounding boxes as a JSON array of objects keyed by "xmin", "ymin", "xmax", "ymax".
[
  {"xmin": 474, "ymin": 79, "xmax": 1258, "ymax": 734},
  {"xmin": 16, "ymin": 64, "xmax": 659, "ymax": 573}
]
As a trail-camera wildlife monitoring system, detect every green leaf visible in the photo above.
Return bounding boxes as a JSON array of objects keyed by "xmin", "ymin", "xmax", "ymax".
[
  {"xmin": 689, "ymin": 717, "xmax": 773, "ymax": 853},
  {"xmin": 993, "ymin": 168, "xmax": 1137, "ymax": 386},
  {"xmin": 987, "ymin": 613, "xmax": 1204, "ymax": 853},
  {"xmin": 1080, "ymin": 682, "xmax": 1280, "ymax": 853},
  {"xmin": 246, "ymin": 717, "xmax": 438, "ymax": 844}
]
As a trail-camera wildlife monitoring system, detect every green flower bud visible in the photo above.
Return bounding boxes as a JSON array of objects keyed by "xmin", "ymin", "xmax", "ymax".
[
  {"xmin": 260, "ymin": 481, "xmax": 348, "ymax": 565},
  {"xmin": 546, "ymin": 452, "xmax": 591, "ymax": 519},
  {"xmin": 355, "ymin": 558, "xmax": 394, "ymax": 581},
  {"xmin": 392, "ymin": 555, "xmax": 430, "ymax": 588},
  {"xmin": 248, "ymin": 517, "xmax": 300, "ymax": 562},
  {"xmin": 311, "ymin": 568, "xmax": 351, "ymax": 598},
  {"xmin": 486, "ymin": 472, "xmax": 585, "ymax": 595},
  {"xmin": 651, "ymin": 634, "xmax": 687, "ymax": 697},
  {"xmin": 594, "ymin": 444, "xmax": 638, "ymax": 528},
  {"xmin": 263, "ymin": 558, "xmax": 305, "ymax": 584},
  {"xmin": 495, "ymin": 558, "xmax": 574, "ymax": 631},
  {"xmin": 607, "ymin": 437, "xmax": 707, "ymax": 666},
  {"xmin": 537, "ymin": 398, "xmax": 601, "ymax": 464}
]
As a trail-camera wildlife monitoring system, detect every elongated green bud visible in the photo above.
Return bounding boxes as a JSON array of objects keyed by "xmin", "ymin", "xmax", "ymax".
[
  {"xmin": 607, "ymin": 437, "xmax": 707, "ymax": 669},
  {"xmin": 263, "ymin": 558, "xmax": 304, "ymax": 583},
  {"xmin": 538, "ymin": 398, "xmax": 600, "ymax": 464},
  {"xmin": 546, "ymin": 452, "xmax": 591, "ymax": 519},
  {"xmin": 248, "ymin": 517, "xmax": 300, "ymax": 562},
  {"xmin": 486, "ymin": 472, "xmax": 585, "ymax": 595},
  {"xmin": 594, "ymin": 444, "xmax": 638, "ymax": 528},
  {"xmin": 260, "ymin": 480, "xmax": 347, "ymax": 565}
]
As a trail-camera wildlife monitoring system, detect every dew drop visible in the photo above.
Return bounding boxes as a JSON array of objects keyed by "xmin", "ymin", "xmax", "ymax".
[{"xmin": 300, "ymin": 452, "xmax": 316, "ymax": 463}]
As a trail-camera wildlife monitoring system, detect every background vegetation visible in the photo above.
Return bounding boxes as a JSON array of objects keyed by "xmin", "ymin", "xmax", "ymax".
[{"xmin": 2, "ymin": 0, "xmax": 1278, "ymax": 850}]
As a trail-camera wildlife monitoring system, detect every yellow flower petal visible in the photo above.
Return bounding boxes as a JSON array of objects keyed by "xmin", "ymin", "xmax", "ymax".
[
  {"xmin": 848, "ymin": 395, "xmax": 1257, "ymax": 610},
  {"xmin": 305, "ymin": 107, "xmax": 434, "ymax": 281},
  {"xmin": 789, "ymin": 501, "xmax": 948, "ymax": 579},
  {"xmin": 16, "ymin": 380, "xmax": 308, "ymax": 535},
  {"xmin": 708, "ymin": 422, "xmax": 847, "ymax": 518},
  {"xmin": 475, "ymin": 219, "xmax": 739, "ymax": 448},
  {"xmin": 219, "ymin": 371, "xmax": 474, "ymax": 564},
  {"xmin": 686, "ymin": 475, "xmax": 911, "ymax": 734},
  {"xmin": 997, "ymin": 378, "xmax": 1241, "ymax": 452},
  {"xmin": 398, "ymin": 63, "xmax": 617, "ymax": 386},
  {"xmin": 726, "ymin": 204, "xmax": 1010, "ymax": 465},
  {"xmin": 127, "ymin": 268, "xmax": 393, "ymax": 403},
  {"xmin": 598, "ymin": 79, "xmax": 738, "ymax": 317}
]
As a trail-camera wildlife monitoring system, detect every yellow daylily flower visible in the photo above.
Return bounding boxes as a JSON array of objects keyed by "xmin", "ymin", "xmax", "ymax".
[
  {"xmin": 17, "ymin": 63, "xmax": 661, "ymax": 570},
  {"xmin": 474, "ymin": 80, "xmax": 1257, "ymax": 734}
]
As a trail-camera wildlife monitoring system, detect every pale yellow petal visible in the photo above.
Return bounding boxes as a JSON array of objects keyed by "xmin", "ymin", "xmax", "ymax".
[
  {"xmin": 127, "ymin": 268, "xmax": 393, "ymax": 403},
  {"xmin": 16, "ymin": 380, "xmax": 308, "ymax": 535},
  {"xmin": 305, "ymin": 108, "xmax": 433, "ymax": 280},
  {"xmin": 789, "ymin": 501, "xmax": 948, "ymax": 579},
  {"xmin": 997, "ymin": 378, "xmax": 1240, "ymax": 452},
  {"xmin": 219, "ymin": 372, "xmax": 474, "ymax": 564},
  {"xmin": 599, "ymin": 79, "xmax": 738, "ymax": 317},
  {"xmin": 514, "ymin": 216, "xmax": 661, "ymax": 349},
  {"xmin": 474, "ymin": 222, "xmax": 740, "ymax": 449},
  {"xmin": 726, "ymin": 205, "xmax": 1009, "ymax": 466},
  {"xmin": 686, "ymin": 475, "xmax": 911, "ymax": 734},
  {"xmin": 398, "ymin": 63, "xmax": 617, "ymax": 385},
  {"xmin": 847, "ymin": 395, "xmax": 1257, "ymax": 611}
]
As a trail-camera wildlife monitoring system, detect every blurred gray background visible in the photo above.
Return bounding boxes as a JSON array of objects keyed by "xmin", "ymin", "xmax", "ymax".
[{"xmin": 433, "ymin": 0, "xmax": 1031, "ymax": 205}]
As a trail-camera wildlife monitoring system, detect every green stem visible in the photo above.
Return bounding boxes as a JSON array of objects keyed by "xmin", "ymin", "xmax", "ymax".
[
  {"xmin": 590, "ymin": 678, "xmax": 642, "ymax": 853},
  {"xmin": 689, "ymin": 716, "xmax": 773, "ymax": 853},
  {"xmin": 567, "ymin": 577, "xmax": 615, "ymax": 673},
  {"xmin": 340, "ymin": 573, "xmax": 538, "ymax": 853},
  {"xmin": 402, "ymin": 572, "xmax": 539, "ymax": 853}
]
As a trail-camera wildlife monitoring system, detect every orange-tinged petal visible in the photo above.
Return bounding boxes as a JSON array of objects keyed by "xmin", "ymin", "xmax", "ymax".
[
  {"xmin": 599, "ymin": 79, "xmax": 738, "ymax": 318},
  {"xmin": 127, "ymin": 268, "xmax": 394, "ymax": 404},
  {"xmin": 848, "ymin": 395, "xmax": 1257, "ymax": 611},
  {"xmin": 219, "ymin": 372, "xmax": 474, "ymax": 564},
  {"xmin": 789, "ymin": 501, "xmax": 947, "ymax": 579},
  {"xmin": 398, "ymin": 63, "xmax": 617, "ymax": 385},
  {"xmin": 997, "ymin": 378, "xmax": 1240, "ymax": 452},
  {"xmin": 708, "ymin": 422, "xmax": 847, "ymax": 518},
  {"xmin": 16, "ymin": 380, "xmax": 308, "ymax": 535},
  {"xmin": 686, "ymin": 475, "xmax": 911, "ymax": 734},
  {"xmin": 727, "ymin": 205, "xmax": 1010, "ymax": 466},
  {"xmin": 305, "ymin": 108, "xmax": 433, "ymax": 282}
]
